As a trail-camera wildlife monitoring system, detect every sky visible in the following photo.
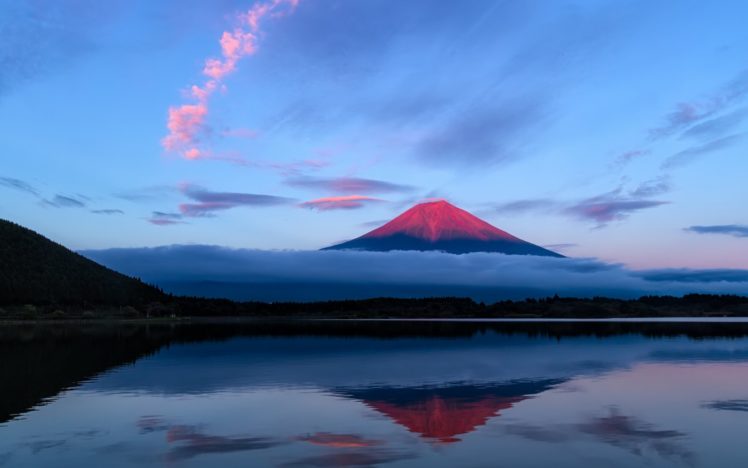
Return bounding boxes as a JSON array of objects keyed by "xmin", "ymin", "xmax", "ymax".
[{"xmin": 1, "ymin": 0, "xmax": 748, "ymax": 272}]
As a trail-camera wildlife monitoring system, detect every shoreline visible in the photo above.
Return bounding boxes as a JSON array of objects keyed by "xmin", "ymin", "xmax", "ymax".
[{"xmin": 3, "ymin": 315, "xmax": 748, "ymax": 325}]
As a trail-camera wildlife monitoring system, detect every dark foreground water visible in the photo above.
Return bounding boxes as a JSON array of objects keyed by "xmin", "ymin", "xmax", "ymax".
[{"xmin": 2, "ymin": 320, "xmax": 748, "ymax": 467}]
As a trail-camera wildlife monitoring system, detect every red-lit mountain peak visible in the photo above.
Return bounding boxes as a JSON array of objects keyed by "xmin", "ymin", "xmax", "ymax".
[
  {"xmin": 363, "ymin": 200, "xmax": 520, "ymax": 242},
  {"xmin": 323, "ymin": 200, "xmax": 564, "ymax": 257}
]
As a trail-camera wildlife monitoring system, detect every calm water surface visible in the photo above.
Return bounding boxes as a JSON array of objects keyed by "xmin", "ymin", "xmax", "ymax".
[{"xmin": 1, "ymin": 320, "xmax": 748, "ymax": 467}]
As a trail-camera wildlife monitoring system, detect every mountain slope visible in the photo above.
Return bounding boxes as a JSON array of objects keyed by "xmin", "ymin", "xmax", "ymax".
[
  {"xmin": 0, "ymin": 219, "xmax": 164, "ymax": 305},
  {"xmin": 324, "ymin": 200, "xmax": 563, "ymax": 257}
]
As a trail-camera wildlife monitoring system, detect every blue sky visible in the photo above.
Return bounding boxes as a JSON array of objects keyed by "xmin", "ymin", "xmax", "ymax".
[{"xmin": 1, "ymin": 0, "xmax": 747, "ymax": 270}]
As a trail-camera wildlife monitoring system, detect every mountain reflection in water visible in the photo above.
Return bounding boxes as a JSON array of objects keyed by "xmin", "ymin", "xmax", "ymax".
[
  {"xmin": 338, "ymin": 380, "xmax": 562, "ymax": 443},
  {"xmin": 1, "ymin": 319, "xmax": 748, "ymax": 467}
]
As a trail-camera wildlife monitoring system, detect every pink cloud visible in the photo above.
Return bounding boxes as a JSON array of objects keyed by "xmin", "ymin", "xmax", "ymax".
[
  {"xmin": 190, "ymin": 82, "xmax": 216, "ymax": 101},
  {"xmin": 162, "ymin": 0, "xmax": 300, "ymax": 159},
  {"xmin": 300, "ymin": 195, "xmax": 384, "ymax": 211},
  {"xmin": 162, "ymin": 103, "xmax": 208, "ymax": 156},
  {"xmin": 184, "ymin": 148, "xmax": 203, "ymax": 160}
]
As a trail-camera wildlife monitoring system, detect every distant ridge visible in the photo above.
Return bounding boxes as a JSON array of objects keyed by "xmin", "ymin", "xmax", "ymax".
[
  {"xmin": 324, "ymin": 200, "xmax": 563, "ymax": 257},
  {"xmin": 0, "ymin": 219, "xmax": 163, "ymax": 305}
]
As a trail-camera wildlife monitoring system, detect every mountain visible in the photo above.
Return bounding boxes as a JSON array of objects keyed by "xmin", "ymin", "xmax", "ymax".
[
  {"xmin": 323, "ymin": 200, "xmax": 563, "ymax": 257},
  {"xmin": 0, "ymin": 219, "xmax": 164, "ymax": 305}
]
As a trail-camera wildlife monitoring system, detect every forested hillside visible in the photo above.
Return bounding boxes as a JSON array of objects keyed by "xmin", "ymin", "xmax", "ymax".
[{"xmin": 0, "ymin": 219, "xmax": 163, "ymax": 305}]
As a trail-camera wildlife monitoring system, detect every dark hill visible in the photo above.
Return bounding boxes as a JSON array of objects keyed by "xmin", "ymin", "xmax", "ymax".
[{"xmin": 0, "ymin": 219, "xmax": 163, "ymax": 305}]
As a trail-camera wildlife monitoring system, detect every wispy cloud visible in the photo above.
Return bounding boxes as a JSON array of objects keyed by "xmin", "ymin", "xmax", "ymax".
[
  {"xmin": 630, "ymin": 176, "xmax": 671, "ymax": 198},
  {"xmin": 614, "ymin": 149, "xmax": 649, "ymax": 166},
  {"xmin": 650, "ymin": 103, "xmax": 712, "ymax": 140},
  {"xmin": 220, "ymin": 127, "xmax": 258, "ymax": 139},
  {"xmin": 115, "ymin": 186, "xmax": 177, "ymax": 202},
  {"xmin": 0, "ymin": 2, "xmax": 115, "ymax": 97},
  {"xmin": 685, "ymin": 224, "xmax": 748, "ymax": 238},
  {"xmin": 266, "ymin": 158, "xmax": 331, "ymax": 176},
  {"xmin": 142, "ymin": 184, "xmax": 294, "ymax": 223},
  {"xmin": 415, "ymin": 99, "xmax": 546, "ymax": 166},
  {"xmin": 494, "ymin": 199, "xmax": 559, "ymax": 215},
  {"xmin": 0, "ymin": 176, "xmax": 38, "ymax": 196},
  {"xmin": 91, "ymin": 209, "xmax": 124, "ymax": 215},
  {"xmin": 493, "ymin": 185, "xmax": 669, "ymax": 227},
  {"xmin": 612, "ymin": 69, "xmax": 748, "ymax": 169},
  {"xmin": 162, "ymin": 0, "xmax": 300, "ymax": 159},
  {"xmin": 147, "ymin": 211, "xmax": 185, "ymax": 226},
  {"xmin": 300, "ymin": 195, "xmax": 383, "ymax": 211},
  {"xmin": 650, "ymin": 69, "xmax": 748, "ymax": 140},
  {"xmin": 680, "ymin": 107, "xmax": 748, "ymax": 140},
  {"xmin": 662, "ymin": 133, "xmax": 744, "ymax": 169},
  {"xmin": 287, "ymin": 176, "xmax": 413, "ymax": 194},
  {"xmin": 46, "ymin": 194, "xmax": 87, "ymax": 208},
  {"xmin": 249, "ymin": 158, "xmax": 332, "ymax": 177},
  {"xmin": 363, "ymin": 94, "xmax": 451, "ymax": 125},
  {"xmin": 178, "ymin": 184, "xmax": 294, "ymax": 217},
  {"xmin": 566, "ymin": 196, "xmax": 667, "ymax": 225},
  {"xmin": 1, "ymin": 177, "xmax": 124, "ymax": 214}
]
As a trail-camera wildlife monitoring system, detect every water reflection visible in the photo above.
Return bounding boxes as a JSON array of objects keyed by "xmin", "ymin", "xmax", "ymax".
[
  {"xmin": 338, "ymin": 380, "xmax": 561, "ymax": 444},
  {"xmin": 281, "ymin": 449, "xmax": 416, "ymax": 467},
  {"xmin": 297, "ymin": 433, "xmax": 383, "ymax": 448},
  {"xmin": 702, "ymin": 400, "xmax": 748, "ymax": 412},
  {"xmin": 163, "ymin": 425, "xmax": 282, "ymax": 462},
  {"xmin": 1, "ymin": 320, "xmax": 748, "ymax": 467},
  {"xmin": 578, "ymin": 408, "xmax": 694, "ymax": 465}
]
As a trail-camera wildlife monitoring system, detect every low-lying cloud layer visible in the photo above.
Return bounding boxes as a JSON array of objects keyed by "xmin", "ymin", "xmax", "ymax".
[{"xmin": 82, "ymin": 246, "xmax": 748, "ymax": 302}]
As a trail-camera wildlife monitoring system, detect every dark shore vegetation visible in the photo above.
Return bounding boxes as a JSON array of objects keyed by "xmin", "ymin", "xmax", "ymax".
[
  {"xmin": 0, "ymin": 219, "xmax": 162, "ymax": 306},
  {"xmin": 2, "ymin": 294, "xmax": 748, "ymax": 321}
]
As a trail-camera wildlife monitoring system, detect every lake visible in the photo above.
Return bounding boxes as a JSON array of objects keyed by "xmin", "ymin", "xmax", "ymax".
[{"xmin": 1, "ymin": 319, "xmax": 748, "ymax": 467}]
